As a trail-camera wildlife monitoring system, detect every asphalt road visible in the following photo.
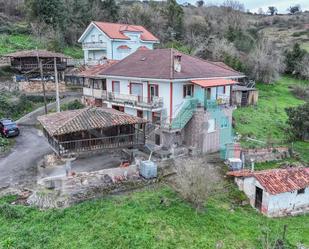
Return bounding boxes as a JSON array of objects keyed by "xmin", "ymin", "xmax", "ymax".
[{"xmin": 0, "ymin": 127, "xmax": 51, "ymax": 189}]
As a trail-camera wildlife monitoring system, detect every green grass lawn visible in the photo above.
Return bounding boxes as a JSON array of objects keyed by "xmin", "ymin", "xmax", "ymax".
[
  {"xmin": 233, "ymin": 76, "xmax": 309, "ymax": 163},
  {"xmin": 0, "ymin": 34, "xmax": 82, "ymax": 58},
  {"xmin": 0, "ymin": 186, "xmax": 308, "ymax": 249}
]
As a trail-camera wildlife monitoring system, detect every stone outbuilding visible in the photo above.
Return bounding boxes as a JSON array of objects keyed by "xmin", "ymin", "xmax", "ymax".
[{"xmin": 227, "ymin": 167, "xmax": 309, "ymax": 217}]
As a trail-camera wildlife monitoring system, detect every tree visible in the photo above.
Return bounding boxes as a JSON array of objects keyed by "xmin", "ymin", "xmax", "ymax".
[
  {"xmin": 25, "ymin": 0, "xmax": 65, "ymax": 30},
  {"xmin": 164, "ymin": 0, "xmax": 184, "ymax": 41},
  {"xmin": 196, "ymin": 0, "xmax": 204, "ymax": 7},
  {"xmin": 284, "ymin": 43, "xmax": 306, "ymax": 75},
  {"xmin": 288, "ymin": 4, "xmax": 301, "ymax": 14},
  {"xmin": 172, "ymin": 157, "xmax": 222, "ymax": 211},
  {"xmin": 99, "ymin": 0, "xmax": 119, "ymax": 22},
  {"xmin": 267, "ymin": 6, "xmax": 277, "ymax": 16},
  {"xmin": 222, "ymin": 0, "xmax": 245, "ymax": 12},
  {"xmin": 285, "ymin": 102, "xmax": 309, "ymax": 141},
  {"xmin": 247, "ymin": 39, "xmax": 285, "ymax": 83}
]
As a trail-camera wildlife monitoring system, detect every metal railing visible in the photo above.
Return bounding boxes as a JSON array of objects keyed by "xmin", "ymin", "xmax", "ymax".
[
  {"xmin": 102, "ymin": 91, "xmax": 164, "ymax": 109},
  {"xmin": 82, "ymin": 42, "xmax": 107, "ymax": 49},
  {"xmin": 53, "ymin": 132, "xmax": 145, "ymax": 156}
]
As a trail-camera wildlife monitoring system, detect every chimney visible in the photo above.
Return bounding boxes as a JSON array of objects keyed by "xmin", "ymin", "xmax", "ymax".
[{"xmin": 173, "ymin": 54, "xmax": 182, "ymax": 73}]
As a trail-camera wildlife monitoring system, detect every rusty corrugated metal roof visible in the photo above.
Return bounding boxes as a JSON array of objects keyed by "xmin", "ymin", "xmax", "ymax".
[{"xmin": 38, "ymin": 107, "xmax": 146, "ymax": 136}]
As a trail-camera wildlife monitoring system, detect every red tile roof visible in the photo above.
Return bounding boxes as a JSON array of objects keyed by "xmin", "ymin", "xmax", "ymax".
[
  {"xmin": 227, "ymin": 168, "xmax": 309, "ymax": 195},
  {"xmin": 78, "ymin": 60, "xmax": 118, "ymax": 78},
  {"xmin": 101, "ymin": 49, "xmax": 244, "ymax": 80},
  {"xmin": 93, "ymin": 22, "xmax": 159, "ymax": 42},
  {"xmin": 38, "ymin": 107, "xmax": 147, "ymax": 136},
  {"xmin": 191, "ymin": 79, "xmax": 238, "ymax": 87}
]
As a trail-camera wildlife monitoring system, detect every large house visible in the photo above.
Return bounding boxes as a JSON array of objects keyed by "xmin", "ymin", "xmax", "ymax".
[
  {"xmin": 227, "ymin": 167, "xmax": 309, "ymax": 217},
  {"xmin": 78, "ymin": 22, "xmax": 159, "ymax": 64},
  {"xmin": 81, "ymin": 48, "xmax": 244, "ymax": 154}
]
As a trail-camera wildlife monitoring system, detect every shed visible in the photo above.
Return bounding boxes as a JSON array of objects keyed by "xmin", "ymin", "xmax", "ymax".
[
  {"xmin": 232, "ymin": 85, "xmax": 258, "ymax": 107},
  {"xmin": 227, "ymin": 167, "xmax": 309, "ymax": 217},
  {"xmin": 38, "ymin": 107, "xmax": 147, "ymax": 156}
]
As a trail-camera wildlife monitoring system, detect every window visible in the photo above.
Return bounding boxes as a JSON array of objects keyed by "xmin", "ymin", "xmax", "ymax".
[
  {"xmin": 297, "ymin": 188, "xmax": 305, "ymax": 194},
  {"xmin": 155, "ymin": 134, "xmax": 161, "ymax": 145},
  {"xmin": 137, "ymin": 110, "xmax": 143, "ymax": 118},
  {"xmin": 152, "ymin": 112, "xmax": 161, "ymax": 124},
  {"xmin": 149, "ymin": 84, "xmax": 159, "ymax": 101},
  {"xmin": 183, "ymin": 84, "xmax": 194, "ymax": 98},
  {"xmin": 220, "ymin": 116, "xmax": 229, "ymax": 129},
  {"xmin": 112, "ymin": 81, "xmax": 120, "ymax": 93},
  {"xmin": 207, "ymin": 119, "xmax": 216, "ymax": 133},
  {"xmin": 130, "ymin": 83, "xmax": 143, "ymax": 97},
  {"xmin": 91, "ymin": 35, "xmax": 95, "ymax": 42},
  {"xmin": 98, "ymin": 34, "xmax": 103, "ymax": 42}
]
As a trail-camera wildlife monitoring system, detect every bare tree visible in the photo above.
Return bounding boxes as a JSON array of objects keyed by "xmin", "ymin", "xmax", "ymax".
[
  {"xmin": 222, "ymin": 0, "xmax": 245, "ymax": 12},
  {"xmin": 172, "ymin": 156, "xmax": 222, "ymax": 211},
  {"xmin": 247, "ymin": 39, "xmax": 285, "ymax": 83}
]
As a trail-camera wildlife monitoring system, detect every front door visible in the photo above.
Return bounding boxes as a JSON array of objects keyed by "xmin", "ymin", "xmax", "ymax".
[
  {"xmin": 206, "ymin": 88, "xmax": 211, "ymax": 100},
  {"xmin": 255, "ymin": 186, "xmax": 263, "ymax": 211}
]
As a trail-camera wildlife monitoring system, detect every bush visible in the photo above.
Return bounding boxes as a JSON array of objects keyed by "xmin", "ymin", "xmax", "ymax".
[
  {"xmin": 61, "ymin": 100, "xmax": 84, "ymax": 111},
  {"xmin": 285, "ymin": 102, "xmax": 309, "ymax": 141}
]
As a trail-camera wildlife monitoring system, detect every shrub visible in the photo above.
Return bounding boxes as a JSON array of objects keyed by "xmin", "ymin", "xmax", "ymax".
[
  {"xmin": 61, "ymin": 100, "xmax": 84, "ymax": 111},
  {"xmin": 285, "ymin": 102, "xmax": 309, "ymax": 141}
]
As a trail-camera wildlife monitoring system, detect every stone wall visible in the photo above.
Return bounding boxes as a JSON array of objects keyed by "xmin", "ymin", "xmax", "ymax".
[
  {"xmin": 19, "ymin": 81, "xmax": 67, "ymax": 93},
  {"xmin": 184, "ymin": 107, "xmax": 234, "ymax": 154},
  {"xmin": 242, "ymin": 147, "xmax": 290, "ymax": 163}
]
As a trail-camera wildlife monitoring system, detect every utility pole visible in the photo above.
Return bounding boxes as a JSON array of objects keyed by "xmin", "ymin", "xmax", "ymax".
[
  {"xmin": 39, "ymin": 58, "xmax": 48, "ymax": 114},
  {"xmin": 54, "ymin": 57, "xmax": 60, "ymax": 113}
]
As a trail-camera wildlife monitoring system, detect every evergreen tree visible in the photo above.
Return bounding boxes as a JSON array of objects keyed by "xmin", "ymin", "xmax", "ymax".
[
  {"xmin": 164, "ymin": 0, "xmax": 184, "ymax": 41},
  {"xmin": 285, "ymin": 43, "xmax": 306, "ymax": 75},
  {"xmin": 25, "ymin": 0, "xmax": 65, "ymax": 30}
]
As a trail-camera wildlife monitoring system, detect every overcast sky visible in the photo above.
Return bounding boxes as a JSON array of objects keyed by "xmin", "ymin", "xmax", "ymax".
[{"xmin": 177, "ymin": 0, "xmax": 309, "ymax": 13}]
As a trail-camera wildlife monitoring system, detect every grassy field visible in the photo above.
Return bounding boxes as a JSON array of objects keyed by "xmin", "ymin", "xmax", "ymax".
[
  {"xmin": 233, "ymin": 76, "xmax": 309, "ymax": 163},
  {"xmin": 0, "ymin": 34, "xmax": 83, "ymax": 58},
  {"xmin": 0, "ymin": 186, "xmax": 308, "ymax": 249}
]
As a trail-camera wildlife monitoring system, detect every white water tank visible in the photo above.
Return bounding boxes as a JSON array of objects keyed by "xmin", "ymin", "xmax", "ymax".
[{"xmin": 140, "ymin": 160, "xmax": 157, "ymax": 179}]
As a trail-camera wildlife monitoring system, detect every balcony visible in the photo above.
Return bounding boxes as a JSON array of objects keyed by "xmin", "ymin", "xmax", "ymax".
[
  {"xmin": 12, "ymin": 62, "xmax": 67, "ymax": 72},
  {"xmin": 103, "ymin": 91, "xmax": 163, "ymax": 110},
  {"xmin": 83, "ymin": 88, "xmax": 104, "ymax": 98},
  {"xmin": 82, "ymin": 42, "xmax": 107, "ymax": 49},
  {"xmin": 204, "ymin": 94, "xmax": 232, "ymax": 110}
]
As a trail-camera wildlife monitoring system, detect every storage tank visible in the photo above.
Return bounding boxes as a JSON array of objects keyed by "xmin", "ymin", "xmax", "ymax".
[{"xmin": 140, "ymin": 160, "xmax": 157, "ymax": 179}]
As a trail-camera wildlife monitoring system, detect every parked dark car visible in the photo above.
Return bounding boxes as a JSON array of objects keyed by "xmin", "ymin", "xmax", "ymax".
[{"xmin": 0, "ymin": 119, "xmax": 20, "ymax": 138}]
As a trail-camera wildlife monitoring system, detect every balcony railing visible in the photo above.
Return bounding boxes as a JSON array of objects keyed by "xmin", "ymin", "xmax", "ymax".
[
  {"xmin": 12, "ymin": 63, "xmax": 67, "ymax": 71},
  {"xmin": 82, "ymin": 42, "xmax": 107, "ymax": 49},
  {"xmin": 102, "ymin": 91, "xmax": 164, "ymax": 109},
  {"xmin": 83, "ymin": 88, "xmax": 104, "ymax": 98}
]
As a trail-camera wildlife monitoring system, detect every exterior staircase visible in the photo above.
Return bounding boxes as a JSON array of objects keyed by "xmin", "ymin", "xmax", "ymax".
[{"xmin": 170, "ymin": 98, "xmax": 198, "ymax": 130}]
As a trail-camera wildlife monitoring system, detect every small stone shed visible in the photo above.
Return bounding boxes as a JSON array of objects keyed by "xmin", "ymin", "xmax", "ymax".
[
  {"xmin": 38, "ymin": 107, "xmax": 147, "ymax": 156},
  {"xmin": 227, "ymin": 167, "xmax": 309, "ymax": 217}
]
